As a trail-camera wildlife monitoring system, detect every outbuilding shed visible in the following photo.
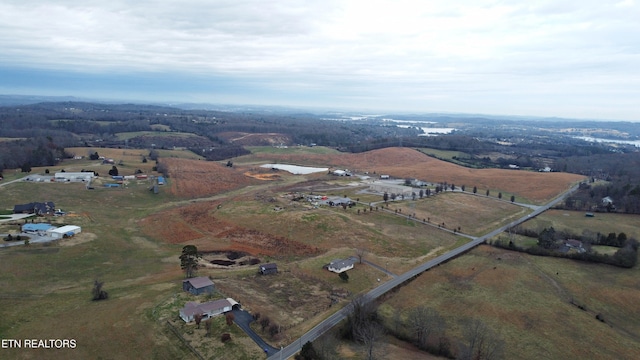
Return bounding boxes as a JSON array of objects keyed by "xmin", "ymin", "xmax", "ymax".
[
  {"xmin": 259, "ymin": 263, "xmax": 278, "ymax": 275},
  {"xmin": 182, "ymin": 276, "xmax": 215, "ymax": 295},
  {"xmin": 22, "ymin": 223, "xmax": 54, "ymax": 232},
  {"xmin": 47, "ymin": 225, "xmax": 81, "ymax": 239}
]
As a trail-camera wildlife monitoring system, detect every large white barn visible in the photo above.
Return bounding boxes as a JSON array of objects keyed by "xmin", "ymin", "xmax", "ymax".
[
  {"xmin": 47, "ymin": 225, "xmax": 82, "ymax": 239},
  {"xmin": 54, "ymin": 172, "xmax": 95, "ymax": 182}
]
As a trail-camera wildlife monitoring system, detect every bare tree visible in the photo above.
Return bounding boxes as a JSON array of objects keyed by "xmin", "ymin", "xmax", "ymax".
[
  {"xmin": 354, "ymin": 319, "xmax": 386, "ymax": 360},
  {"xmin": 225, "ymin": 312, "xmax": 235, "ymax": 326},
  {"xmin": 457, "ymin": 319, "xmax": 504, "ymax": 360},
  {"xmin": 344, "ymin": 294, "xmax": 378, "ymax": 341},
  {"xmin": 356, "ymin": 248, "xmax": 367, "ymax": 264},
  {"xmin": 194, "ymin": 313, "xmax": 204, "ymax": 328},
  {"xmin": 407, "ymin": 306, "xmax": 445, "ymax": 349},
  {"xmin": 92, "ymin": 280, "xmax": 108, "ymax": 301},
  {"xmin": 204, "ymin": 319, "xmax": 212, "ymax": 337},
  {"xmin": 314, "ymin": 326, "xmax": 340, "ymax": 360}
]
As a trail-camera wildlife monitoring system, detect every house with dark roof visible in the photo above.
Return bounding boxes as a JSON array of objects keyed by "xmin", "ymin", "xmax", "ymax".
[
  {"xmin": 182, "ymin": 276, "xmax": 215, "ymax": 295},
  {"xmin": 13, "ymin": 202, "xmax": 55, "ymax": 215},
  {"xmin": 259, "ymin": 263, "xmax": 278, "ymax": 275},
  {"xmin": 179, "ymin": 298, "xmax": 237, "ymax": 323},
  {"xmin": 327, "ymin": 258, "xmax": 356, "ymax": 273}
]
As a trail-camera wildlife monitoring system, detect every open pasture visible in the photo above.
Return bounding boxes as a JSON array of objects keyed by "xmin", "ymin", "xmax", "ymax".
[
  {"xmin": 519, "ymin": 209, "xmax": 640, "ymax": 240},
  {"xmin": 385, "ymin": 192, "xmax": 530, "ymax": 236},
  {"xmin": 379, "ymin": 245, "xmax": 640, "ymax": 360},
  {"xmin": 0, "ymin": 179, "xmax": 190, "ymax": 359}
]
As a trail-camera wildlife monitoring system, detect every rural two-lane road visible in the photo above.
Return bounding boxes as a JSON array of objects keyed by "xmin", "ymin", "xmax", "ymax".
[{"xmin": 267, "ymin": 183, "xmax": 580, "ymax": 360}]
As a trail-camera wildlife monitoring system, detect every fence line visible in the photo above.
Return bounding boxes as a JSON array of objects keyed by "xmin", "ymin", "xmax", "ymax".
[{"xmin": 165, "ymin": 320, "xmax": 205, "ymax": 360}]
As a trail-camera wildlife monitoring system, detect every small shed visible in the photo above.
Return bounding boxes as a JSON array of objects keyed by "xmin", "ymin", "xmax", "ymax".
[
  {"xmin": 182, "ymin": 276, "xmax": 215, "ymax": 295},
  {"xmin": 259, "ymin": 263, "xmax": 278, "ymax": 275},
  {"xmin": 22, "ymin": 223, "xmax": 54, "ymax": 233},
  {"xmin": 47, "ymin": 225, "xmax": 82, "ymax": 239},
  {"xmin": 179, "ymin": 298, "xmax": 234, "ymax": 323}
]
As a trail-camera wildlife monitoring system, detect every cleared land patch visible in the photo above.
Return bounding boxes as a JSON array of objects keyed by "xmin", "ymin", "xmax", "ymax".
[
  {"xmin": 238, "ymin": 147, "xmax": 584, "ymax": 203},
  {"xmin": 160, "ymin": 158, "xmax": 258, "ymax": 198},
  {"xmin": 385, "ymin": 192, "xmax": 530, "ymax": 236}
]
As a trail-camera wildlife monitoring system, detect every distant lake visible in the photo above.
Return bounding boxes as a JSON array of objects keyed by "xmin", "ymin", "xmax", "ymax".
[
  {"xmin": 574, "ymin": 136, "xmax": 640, "ymax": 147},
  {"xmin": 261, "ymin": 164, "xmax": 328, "ymax": 174},
  {"xmin": 394, "ymin": 124, "xmax": 456, "ymax": 136},
  {"xmin": 419, "ymin": 127, "xmax": 456, "ymax": 136}
]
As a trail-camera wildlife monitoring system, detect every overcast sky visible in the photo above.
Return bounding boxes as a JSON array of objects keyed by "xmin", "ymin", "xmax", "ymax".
[{"xmin": 1, "ymin": 0, "xmax": 639, "ymax": 120}]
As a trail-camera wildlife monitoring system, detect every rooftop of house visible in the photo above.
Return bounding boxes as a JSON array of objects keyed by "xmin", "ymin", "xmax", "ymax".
[
  {"xmin": 183, "ymin": 276, "xmax": 214, "ymax": 289},
  {"xmin": 329, "ymin": 258, "xmax": 357, "ymax": 269},
  {"xmin": 181, "ymin": 298, "xmax": 232, "ymax": 317}
]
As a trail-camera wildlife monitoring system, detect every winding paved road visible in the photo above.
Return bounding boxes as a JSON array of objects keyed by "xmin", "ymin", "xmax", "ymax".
[{"xmin": 268, "ymin": 183, "xmax": 580, "ymax": 360}]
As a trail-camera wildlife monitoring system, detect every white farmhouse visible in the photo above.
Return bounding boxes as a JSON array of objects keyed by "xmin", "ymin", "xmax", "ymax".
[{"xmin": 327, "ymin": 258, "xmax": 356, "ymax": 273}]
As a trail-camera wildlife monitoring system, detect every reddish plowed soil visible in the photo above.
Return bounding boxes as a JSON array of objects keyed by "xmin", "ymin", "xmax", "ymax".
[
  {"xmin": 160, "ymin": 158, "xmax": 257, "ymax": 198},
  {"xmin": 139, "ymin": 201, "xmax": 320, "ymax": 257},
  {"xmin": 251, "ymin": 147, "xmax": 584, "ymax": 202}
]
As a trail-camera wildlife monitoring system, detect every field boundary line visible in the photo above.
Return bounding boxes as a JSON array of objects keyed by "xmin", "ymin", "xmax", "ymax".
[{"xmin": 165, "ymin": 320, "xmax": 205, "ymax": 360}]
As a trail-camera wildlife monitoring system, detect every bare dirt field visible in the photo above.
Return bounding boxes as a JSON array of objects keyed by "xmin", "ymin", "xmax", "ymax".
[
  {"xmin": 243, "ymin": 147, "xmax": 585, "ymax": 203},
  {"xmin": 160, "ymin": 158, "xmax": 259, "ymax": 198},
  {"xmin": 139, "ymin": 201, "xmax": 321, "ymax": 257}
]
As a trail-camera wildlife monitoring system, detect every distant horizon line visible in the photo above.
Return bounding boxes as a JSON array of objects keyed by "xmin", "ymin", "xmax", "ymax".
[{"xmin": 0, "ymin": 93, "xmax": 638, "ymax": 123}]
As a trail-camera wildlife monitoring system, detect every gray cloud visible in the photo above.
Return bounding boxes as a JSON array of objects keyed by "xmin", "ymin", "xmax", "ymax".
[{"xmin": 0, "ymin": 0, "xmax": 638, "ymax": 119}]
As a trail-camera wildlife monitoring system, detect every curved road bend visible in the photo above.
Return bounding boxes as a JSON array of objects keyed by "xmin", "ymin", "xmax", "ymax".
[{"xmin": 268, "ymin": 183, "xmax": 580, "ymax": 360}]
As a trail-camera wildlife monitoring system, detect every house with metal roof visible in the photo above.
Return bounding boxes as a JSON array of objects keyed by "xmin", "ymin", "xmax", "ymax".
[
  {"xmin": 47, "ymin": 225, "xmax": 82, "ymax": 239},
  {"xmin": 22, "ymin": 223, "xmax": 55, "ymax": 232},
  {"xmin": 179, "ymin": 298, "xmax": 237, "ymax": 323}
]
